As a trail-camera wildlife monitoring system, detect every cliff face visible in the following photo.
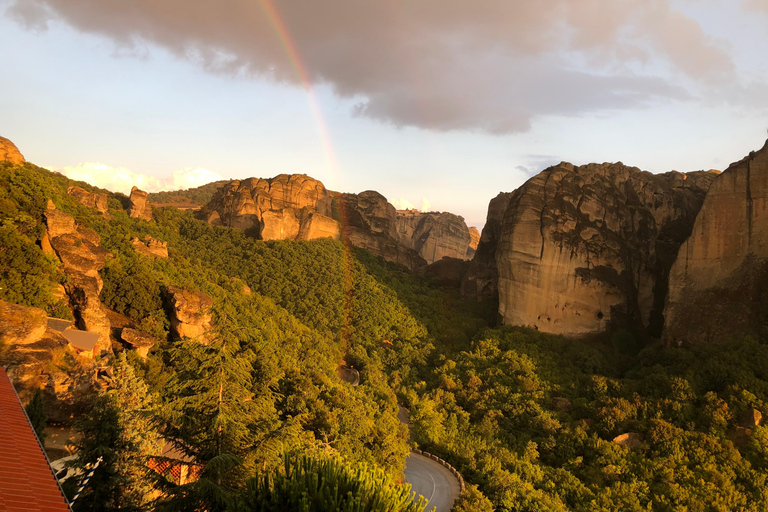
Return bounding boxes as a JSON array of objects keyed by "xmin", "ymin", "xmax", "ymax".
[
  {"xmin": 471, "ymin": 163, "xmax": 717, "ymax": 336},
  {"xmin": 462, "ymin": 192, "xmax": 514, "ymax": 301},
  {"xmin": 43, "ymin": 200, "xmax": 113, "ymax": 356},
  {"xmin": 202, "ymin": 174, "xmax": 476, "ymax": 268},
  {"xmin": 665, "ymin": 140, "xmax": 768, "ymax": 342},
  {"xmin": 0, "ymin": 136, "xmax": 25, "ymax": 165},
  {"xmin": 396, "ymin": 210, "xmax": 474, "ymax": 263}
]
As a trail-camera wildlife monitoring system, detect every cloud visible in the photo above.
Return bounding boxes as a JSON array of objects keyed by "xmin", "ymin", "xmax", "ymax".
[
  {"xmin": 391, "ymin": 197, "xmax": 415, "ymax": 210},
  {"xmin": 9, "ymin": 0, "xmax": 737, "ymax": 133},
  {"xmin": 420, "ymin": 198, "xmax": 432, "ymax": 212},
  {"xmin": 51, "ymin": 162, "xmax": 224, "ymax": 195}
]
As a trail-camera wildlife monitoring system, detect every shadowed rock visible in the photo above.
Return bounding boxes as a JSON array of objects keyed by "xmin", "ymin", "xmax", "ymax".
[{"xmin": 665, "ymin": 140, "xmax": 768, "ymax": 343}]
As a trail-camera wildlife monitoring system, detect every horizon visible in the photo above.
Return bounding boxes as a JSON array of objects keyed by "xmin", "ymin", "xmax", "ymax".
[{"xmin": 3, "ymin": 0, "xmax": 768, "ymax": 227}]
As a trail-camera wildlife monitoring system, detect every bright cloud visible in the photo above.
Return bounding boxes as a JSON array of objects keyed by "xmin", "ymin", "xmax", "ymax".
[
  {"xmin": 391, "ymin": 197, "xmax": 415, "ymax": 210},
  {"xmin": 50, "ymin": 162, "xmax": 224, "ymax": 195}
]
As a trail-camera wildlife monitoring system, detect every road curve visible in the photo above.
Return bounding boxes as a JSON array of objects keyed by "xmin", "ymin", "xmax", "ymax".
[
  {"xmin": 399, "ymin": 406, "xmax": 461, "ymax": 511},
  {"xmin": 404, "ymin": 452, "xmax": 462, "ymax": 512}
]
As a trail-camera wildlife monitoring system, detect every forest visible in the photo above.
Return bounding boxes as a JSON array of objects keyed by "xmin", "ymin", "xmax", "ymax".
[{"xmin": 2, "ymin": 160, "xmax": 768, "ymax": 511}]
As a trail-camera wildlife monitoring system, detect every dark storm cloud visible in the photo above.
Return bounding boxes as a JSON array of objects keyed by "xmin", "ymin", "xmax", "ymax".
[{"xmin": 8, "ymin": 0, "xmax": 735, "ymax": 133}]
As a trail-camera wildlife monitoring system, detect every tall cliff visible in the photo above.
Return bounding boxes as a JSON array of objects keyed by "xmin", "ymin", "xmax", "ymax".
[
  {"xmin": 202, "ymin": 174, "xmax": 476, "ymax": 268},
  {"xmin": 665, "ymin": 140, "xmax": 768, "ymax": 343},
  {"xmin": 466, "ymin": 163, "xmax": 717, "ymax": 336}
]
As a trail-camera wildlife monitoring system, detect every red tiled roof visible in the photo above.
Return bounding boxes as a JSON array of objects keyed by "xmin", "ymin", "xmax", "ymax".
[{"xmin": 0, "ymin": 367, "xmax": 71, "ymax": 512}]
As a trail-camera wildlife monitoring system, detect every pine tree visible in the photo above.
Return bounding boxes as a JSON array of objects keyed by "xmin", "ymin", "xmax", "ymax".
[
  {"xmin": 25, "ymin": 388, "xmax": 47, "ymax": 444},
  {"xmin": 68, "ymin": 354, "xmax": 162, "ymax": 511},
  {"xmin": 156, "ymin": 321, "xmax": 283, "ymax": 511}
]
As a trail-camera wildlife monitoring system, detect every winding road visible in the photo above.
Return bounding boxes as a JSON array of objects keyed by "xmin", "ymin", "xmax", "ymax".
[{"xmin": 399, "ymin": 407, "xmax": 462, "ymax": 512}]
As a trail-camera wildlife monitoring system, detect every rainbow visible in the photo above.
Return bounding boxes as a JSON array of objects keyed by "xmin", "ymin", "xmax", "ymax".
[
  {"xmin": 258, "ymin": 0, "xmax": 355, "ymax": 349},
  {"xmin": 257, "ymin": 0, "xmax": 339, "ymax": 186}
]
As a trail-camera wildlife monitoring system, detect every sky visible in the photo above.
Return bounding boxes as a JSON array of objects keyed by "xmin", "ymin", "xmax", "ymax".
[{"xmin": 3, "ymin": 1, "xmax": 768, "ymax": 227}]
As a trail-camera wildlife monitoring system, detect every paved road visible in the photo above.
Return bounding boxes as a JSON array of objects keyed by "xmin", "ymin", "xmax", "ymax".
[
  {"xmin": 399, "ymin": 406, "xmax": 461, "ymax": 511},
  {"xmin": 404, "ymin": 452, "xmax": 461, "ymax": 512}
]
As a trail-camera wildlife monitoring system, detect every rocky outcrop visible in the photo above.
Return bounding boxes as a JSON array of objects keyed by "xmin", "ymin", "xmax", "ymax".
[
  {"xmin": 67, "ymin": 186, "xmax": 108, "ymax": 213},
  {"xmin": 396, "ymin": 209, "xmax": 474, "ymax": 264},
  {"xmin": 665, "ymin": 140, "xmax": 768, "ymax": 343},
  {"xmin": 43, "ymin": 201, "xmax": 112, "ymax": 356},
  {"xmin": 128, "ymin": 186, "xmax": 153, "ymax": 221},
  {"xmin": 0, "ymin": 136, "xmax": 25, "ymax": 165},
  {"xmin": 202, "ymin": 174, "xmax": 475, "ymax": 269},
  {"xmin": 131, "ymin": 236, "xmax": 169, "ymax": 258},
  {"xmin": 467, "ymin": 227, "xmax": 480, "ymax": 257},
  {"xmin": 119, "ymin": 328, "xmax": 155, "ymax": 359},
  {"xmin": 166, "ymin": 285, "xmax": 214, "ymax": 343},
  {"xmin": 472, "ymin": 163, "xmax": 717, "ymax": 336},
  {"xmin": 613, "ymin": 432, "xmax": 643, "ymax": 448},
  {"xmin": 0, "ymin": 300, "xmax": 95, "ymax": 422}
]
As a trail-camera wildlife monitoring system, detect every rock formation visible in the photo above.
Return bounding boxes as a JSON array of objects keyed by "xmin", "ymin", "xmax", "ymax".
[
  {"xmin": 467, "ymin": 227, "xmax": 480, "ymax": 257},
  {"xmin": 462, "ymin": 192, "xmax": 514, "ymax": 302},
  {"xmin": 202, "ymin": 174, "xmax": 476, "ymax": 268},
  {"xmin": 0, "ymin": 300, "xmax": 94, "ymax": 422},
  {"xmin": 468, "ymin": 163, "xmax": 717, "ymax": 336},
  {"xmin": 119, "ymin": 328, "xmax": 155, "ymax": 359},
  {"xmin": 166, "ymin": 285, "xmax": 214, "ymax": 343},
  {"xmin": 0, "ymin": 136, "xmax": 25, "ymax": 165},
  {"xmin": 43, "ymin": 200, "xmax": 112, "ymax": 356},
  {"xmin": 396, "ymin": 209, "xmax": 474, "ymax": 263},
  {"xmin": 67, "ymin": 186, "xmax": 108, "ymax": 213},
  {"xmin": 131, "ymin": 236, "xmax": 169, "ymax": 258},
  {"xmin": 665, "ymin": 140, "xmax": 768, "ymax": 343},
  {"xmin": 128, "ymin": 186, "xmax": 153, "ymax": 221}
]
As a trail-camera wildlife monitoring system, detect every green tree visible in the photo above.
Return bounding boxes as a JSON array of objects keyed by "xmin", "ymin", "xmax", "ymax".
[
  {"xmin": 25, "ymin": 388, "xmax": 47, "ymax": 444},
  {"xmin": 68, "ymin": 354, "xmax": 162, "ymax": 511},
  {"xmin": 230, "ymin": 452, "xmax": 432, "ymax": 512}
]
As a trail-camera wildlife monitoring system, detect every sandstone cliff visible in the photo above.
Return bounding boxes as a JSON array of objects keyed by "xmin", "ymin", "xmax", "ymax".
[
  {"xmin": 665, "ymin": 141, "xmax": 768, "ymax": 343},
  {"xmin": 129, "ymin": 186, "xmax": 153, "ymax": 221},
  {"xmin": 68, "ymin": 186, "xmax": 108, "ymax": 213},
  {"xmin": 0, "ymin": 136, "xmax": 25, "ymax": 165},
  {"xmin": 396, "ymin": 209, "xmax": 475, "ymax": 263},
  {"xmin": 202, "ymin": 174, "xmax": 475, "ymax": 268},
  {"xmin": 469, "ymin": 163, "xmax": 717, "ymax": 336},
  {"xmin": 43, "ymin": 200, "xmax": 113, "ymax": 355},
  {"xmin": 166, "ymin": 285, "xmax": 214, "ymax": 343}
]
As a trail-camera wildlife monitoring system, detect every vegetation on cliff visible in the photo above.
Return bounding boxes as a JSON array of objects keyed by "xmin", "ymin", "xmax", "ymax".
[{"xmin": 3, "ymin": 158, "xmax": 768, "ymax": 511}]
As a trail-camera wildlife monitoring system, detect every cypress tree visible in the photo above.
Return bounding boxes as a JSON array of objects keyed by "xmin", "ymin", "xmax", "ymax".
[{"xmin": 25, "ymin": 388, "xmax": 47, "ymax": 444}]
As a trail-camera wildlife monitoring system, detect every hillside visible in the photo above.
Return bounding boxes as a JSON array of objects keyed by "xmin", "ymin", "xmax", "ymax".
[{"xmin": 2, "ymin": 140, "xmax": 768, "ymax": 511}]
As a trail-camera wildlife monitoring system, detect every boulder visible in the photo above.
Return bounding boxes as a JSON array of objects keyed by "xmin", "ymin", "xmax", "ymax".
[
  {"xmin": 0, "ymin": 136, "xmax": 25, "ymax": 165},
  {"xmin": 612, "ymin": 432, "xmax": 643, "ymax": 448},
  {"xmin": 67, "ymin": 186, "xmax": 108, "ymax": 213},
  {"xmin": 471, "ymin": 163, "xmax": 716, "ymax": 336},
  {"xmin": 739, "ymin": 408, "xmax": 763, "ymax": 428},
  {"xmin": 131, "ymin": 236, "xmax": 169, "ymax": 258},
  {"xmin": 128, "ymin": 186, "xmax": 153, "ymax": 221},
  {"xmin": 665, "ymin": 140, "xmax": 768, "ymax": 343},
  {"xmin": 0, "ymin": 300, "xmax": 47, "ymax": 345},
  {"xmin": 166, "ymin": 285, "xmax": 214, "ymax": 343},
  {"xmin": 119, "ymin": 328, "xmax": 155, "ymax": 359}
]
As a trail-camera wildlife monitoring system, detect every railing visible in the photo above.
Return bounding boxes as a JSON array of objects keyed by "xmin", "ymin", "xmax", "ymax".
[{"xmin": 411, "ymin": 449, "xmax": 465, "ymax": 492}]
